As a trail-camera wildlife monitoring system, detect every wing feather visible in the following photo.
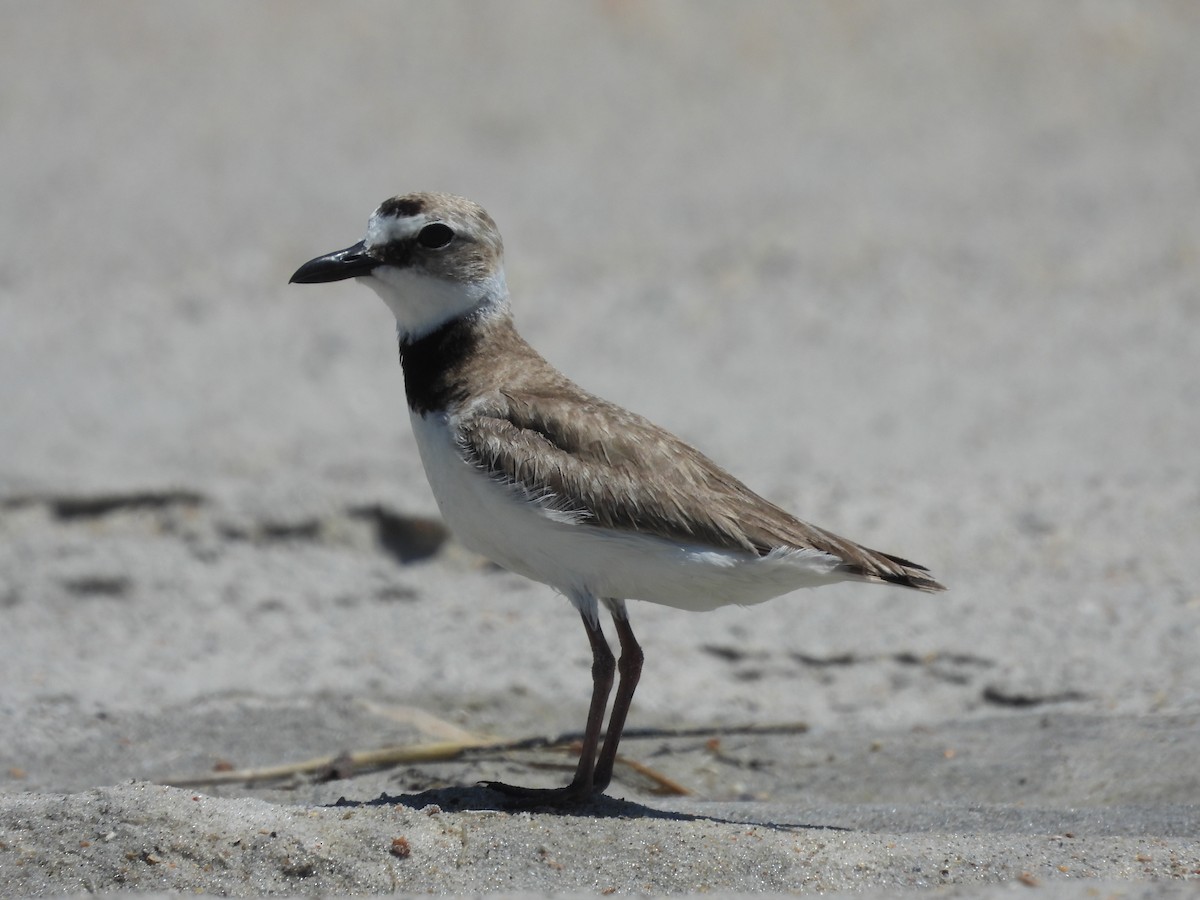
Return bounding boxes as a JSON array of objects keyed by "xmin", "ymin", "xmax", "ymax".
[{"xmin": 456, "ymin": 388, "xmax": 944, "ymax": 592}]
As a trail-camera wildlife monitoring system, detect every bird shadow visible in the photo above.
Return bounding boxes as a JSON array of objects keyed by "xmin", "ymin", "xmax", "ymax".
[{"xmin": 328, "ymin": 784, "xmax": 850, "ymax": 833}]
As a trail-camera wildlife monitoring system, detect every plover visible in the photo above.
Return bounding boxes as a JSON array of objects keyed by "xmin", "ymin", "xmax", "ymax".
[{"xmin": 291, "ymin": 192, "xmax": 945, "ymax": 805}]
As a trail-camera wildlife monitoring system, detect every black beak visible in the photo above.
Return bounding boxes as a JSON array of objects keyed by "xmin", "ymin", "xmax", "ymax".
[{"xmin": 289, "ymin": 241, "xmax": 379, "ymax": 284}]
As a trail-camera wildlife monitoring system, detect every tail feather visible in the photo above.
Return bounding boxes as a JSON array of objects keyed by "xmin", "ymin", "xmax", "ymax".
[{"xmin": 838, "ymin": 549, "xmax": 946, "ymax": 593}]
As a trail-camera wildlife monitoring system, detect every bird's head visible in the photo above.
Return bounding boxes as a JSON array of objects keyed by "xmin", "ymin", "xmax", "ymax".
[{"xmin": 291, "ymin": 191, "xmax": 508, "ymax": 340}]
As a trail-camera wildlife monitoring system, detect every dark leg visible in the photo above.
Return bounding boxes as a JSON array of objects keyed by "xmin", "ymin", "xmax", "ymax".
[
  {"xmin": 483, "ymin": 609, "xmax": 615, "ymax": 805},
  {"xmin": 591, "ymin": 600, "xmax": 643, "ymax": 793}
]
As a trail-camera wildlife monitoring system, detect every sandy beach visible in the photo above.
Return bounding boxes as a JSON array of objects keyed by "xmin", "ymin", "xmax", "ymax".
[{"xmin": 2, "ymin": 3, "xmax": 1197, "ymax": 896}]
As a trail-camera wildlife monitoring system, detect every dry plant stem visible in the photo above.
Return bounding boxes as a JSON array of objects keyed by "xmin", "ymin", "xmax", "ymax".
[{"xmin": 162, "ymin": 721, "xmax": 809, "ymax": 789}]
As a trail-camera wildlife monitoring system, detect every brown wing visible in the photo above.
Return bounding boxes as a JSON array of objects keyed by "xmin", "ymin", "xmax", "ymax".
[{"xmin": 457, "ymin": 386, "xmax": 945, "ymax": 593}]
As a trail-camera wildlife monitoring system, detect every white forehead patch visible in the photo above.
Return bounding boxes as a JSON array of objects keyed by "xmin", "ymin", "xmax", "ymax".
[{"xmin": 364, "ymin": 211, "xmax": 427, "ymax": 251}]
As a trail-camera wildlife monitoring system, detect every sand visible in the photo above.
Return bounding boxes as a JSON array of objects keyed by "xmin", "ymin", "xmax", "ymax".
[{"xmin": 1, "ymin": 2, "xmax": 1197, "ymax": 897}]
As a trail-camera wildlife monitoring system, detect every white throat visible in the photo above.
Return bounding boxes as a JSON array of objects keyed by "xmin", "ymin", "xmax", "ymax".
[{"xmin": 360, "ymin": 266, "xmax": 510, "ymax": 341}]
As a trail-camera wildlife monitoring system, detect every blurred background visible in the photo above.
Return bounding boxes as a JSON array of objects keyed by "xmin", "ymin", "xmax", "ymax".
[
  {"xmin": 1, "ymin": 2, "xmax": 1198, "ymax": 765},
  {"xmin": 4, "ymin": 2, "xmax": 1196, "ymax": 499}
]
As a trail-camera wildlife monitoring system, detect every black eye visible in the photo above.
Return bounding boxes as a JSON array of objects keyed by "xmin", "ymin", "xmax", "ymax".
[{"xmin": 416, "ymin": 223, "xmax": 455, "ymax": 249}]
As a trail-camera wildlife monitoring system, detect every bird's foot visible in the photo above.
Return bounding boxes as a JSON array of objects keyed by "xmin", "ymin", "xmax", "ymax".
[{"xmin": 480, "ymin": 779, "xmax": 601, "ymax": 809}]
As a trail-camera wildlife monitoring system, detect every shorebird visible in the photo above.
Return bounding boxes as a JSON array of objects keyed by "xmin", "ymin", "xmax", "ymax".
[{"xmin": 291, "ymin": 192, "xmax": 945, "ymax": 805}]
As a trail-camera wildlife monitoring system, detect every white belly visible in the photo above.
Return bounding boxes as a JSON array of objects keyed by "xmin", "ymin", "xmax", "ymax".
[{"xmin": 409, "ymin": 411, "xmax": 845, "ymax": 611}]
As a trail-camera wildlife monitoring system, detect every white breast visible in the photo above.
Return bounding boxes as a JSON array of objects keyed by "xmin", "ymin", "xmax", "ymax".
[{"xmin": 408, "ymin": 411, "xmax": 846, "ymax": 612}]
